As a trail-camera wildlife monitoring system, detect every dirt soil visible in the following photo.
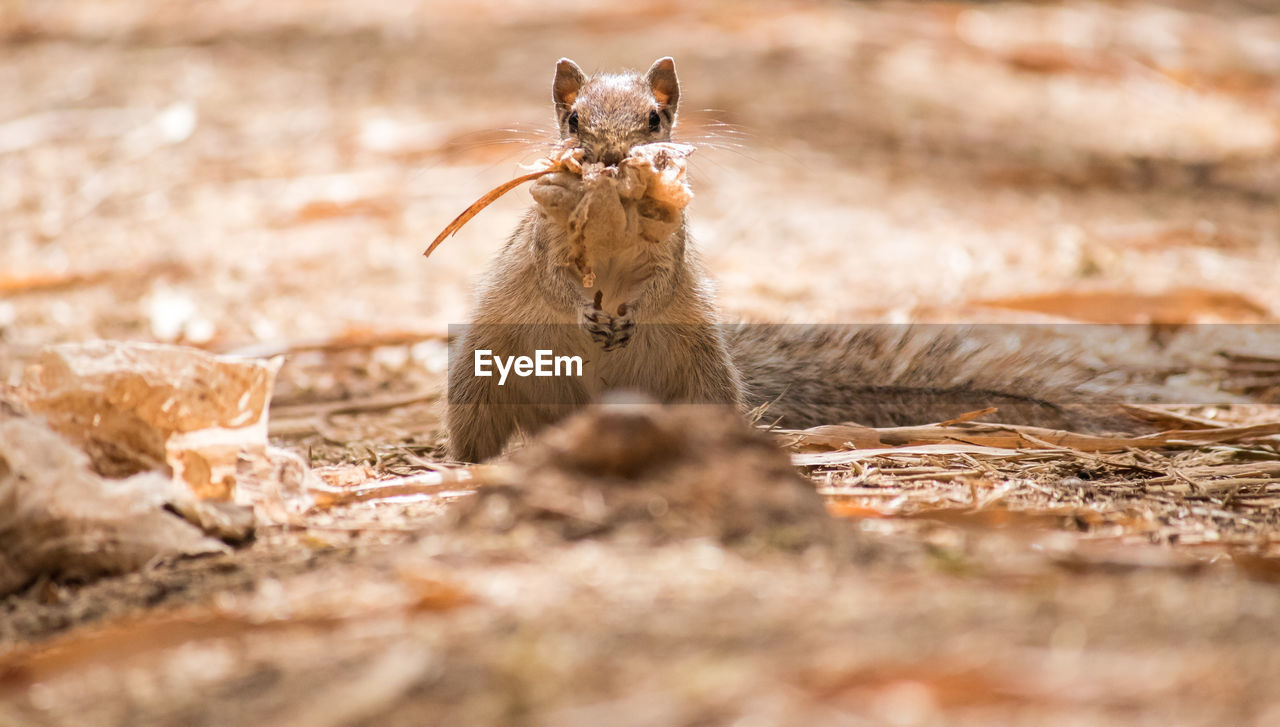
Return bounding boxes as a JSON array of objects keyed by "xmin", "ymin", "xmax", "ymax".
[{"xmin": 3, "ymin": 1, "xmax": 1280, "ymax": 725}]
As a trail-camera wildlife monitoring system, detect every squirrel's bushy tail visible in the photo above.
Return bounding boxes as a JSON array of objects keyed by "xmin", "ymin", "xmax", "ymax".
[{"xmin": 726, "ymin": 324, "xmax": 1133, "ymax": 431}]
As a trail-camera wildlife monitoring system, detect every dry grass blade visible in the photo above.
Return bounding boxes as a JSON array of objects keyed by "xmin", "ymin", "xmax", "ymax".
[
  {"xmin": 794, "ymin": 443, "xmax": 1026, "ymax": 467},
  {"xmin": 1119, "ymin": 404, "xmax": 1225, "ymax": 430},
  {"xmin": 423, "ymin": 169, "xmax": 554, "ymax": 258},
  {"xmin": 939, "ymin": 407, "xmax": 998, "ymax": 426},
  {"xmin": 787, "ymin": 419, "xmax": 1280, "ymax": 458},
  {"xmin": 221, "ymin": 327, "xmax": 448, "ymax": 358},
  {"xmin": 308, "ymin": 467, "xmax": 500, "ymax": 509}
]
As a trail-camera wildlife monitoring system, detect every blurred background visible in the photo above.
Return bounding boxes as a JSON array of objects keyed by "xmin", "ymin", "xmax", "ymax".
[{"xmin": 1, "ymin": 0, "xmax": 1278, "ymax": 397}]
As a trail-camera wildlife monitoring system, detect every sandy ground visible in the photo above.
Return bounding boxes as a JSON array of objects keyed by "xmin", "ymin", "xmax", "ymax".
[{"xmin": 3, "ymin": 1, "xmax": 1280, "ymax": 725}]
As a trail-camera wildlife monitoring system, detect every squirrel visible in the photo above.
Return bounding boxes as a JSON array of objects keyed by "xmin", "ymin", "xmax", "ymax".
[{"xmin": 445, "ymin": 57, "xmax": 1102, "ymax": 463}]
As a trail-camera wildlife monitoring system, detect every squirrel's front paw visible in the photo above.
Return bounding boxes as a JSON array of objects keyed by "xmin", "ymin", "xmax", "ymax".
[
  {"xmin": 529, "ymin": 171, "xmax": 583, "ymax": 228},
  {"xmin": 580, "ymin": 291, "xmax": 635, "ymax": 352}
]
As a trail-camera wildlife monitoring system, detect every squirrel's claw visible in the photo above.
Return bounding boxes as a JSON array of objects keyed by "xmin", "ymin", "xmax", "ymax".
[{"xmin": 579, "ymin": 296, "xmax": 636, "ymax": 352}]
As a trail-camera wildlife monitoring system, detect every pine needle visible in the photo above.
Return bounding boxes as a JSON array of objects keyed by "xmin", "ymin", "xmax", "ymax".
[{"xmin": 423, "ymin": 168, "xmax": 556, "ymax": 258}]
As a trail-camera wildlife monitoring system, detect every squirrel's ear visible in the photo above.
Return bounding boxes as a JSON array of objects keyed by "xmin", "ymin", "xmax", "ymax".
[
  {"xmin": 553, "ymin": 58, "xmax": 586, "ymax": 111},
  {"xmin": 645, "ymin": 57, "xmax": 679, "ymax": 114}
]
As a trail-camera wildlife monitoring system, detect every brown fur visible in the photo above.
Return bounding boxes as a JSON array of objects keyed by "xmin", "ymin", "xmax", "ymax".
[{"xmin": 445, "ymin": 58, "xmax": 1107, "ymax": 462}]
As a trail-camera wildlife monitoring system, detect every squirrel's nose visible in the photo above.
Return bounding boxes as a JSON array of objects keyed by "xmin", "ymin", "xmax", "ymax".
[{"xmin": 588, "ymin": 145, "xmax": 627, "ymax": 167}]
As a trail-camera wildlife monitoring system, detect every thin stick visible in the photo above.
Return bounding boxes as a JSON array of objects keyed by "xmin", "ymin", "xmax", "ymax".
[{"xmin": 423, "ymin": 169, "xmax": 555, "ymax": 257}]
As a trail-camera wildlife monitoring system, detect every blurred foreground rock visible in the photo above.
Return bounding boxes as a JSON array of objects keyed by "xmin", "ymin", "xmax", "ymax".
[
  {"xmin": 20, "ymin": 341, "xmax": 277, "ymax": 499},
  {"xmin": 455, "ymin": 399, "xmax": 831, "ymax": 547},
  {"xmin": 17, "ymin": 341, "xmax": 312, "ymax": 519},
  {"xmin": 0, "ymin": 407, "xmax": 241, "ymax": 597},
  {"xmin": 0, "ymin": 339, "xmax": 324, "ymax": 596}
]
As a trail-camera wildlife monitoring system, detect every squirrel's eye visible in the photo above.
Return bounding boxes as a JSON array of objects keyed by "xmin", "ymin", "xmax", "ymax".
[
  {"xmin": 567, "ymin": 111, "xmax": 579, "ymax": 135},
  {"xmin": 648, "ymin": 110, "xmax": 661, "ymax": 133}
]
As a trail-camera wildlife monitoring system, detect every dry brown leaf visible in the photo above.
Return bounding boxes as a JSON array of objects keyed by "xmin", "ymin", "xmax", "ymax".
[
  {"xmin": 938, "ymin": 407, "xmax": 998, "ymax": 427},
  {"xmin": 423, "ymin": 141, "xmax": 694, "ymax": 267},
  {"xmin": 424, "ymin": 143, "xmax": 585, "ymax": 258},
  {"xmin": 423, "ymin": 168, "xmax": 559, "ymax": 258}
]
